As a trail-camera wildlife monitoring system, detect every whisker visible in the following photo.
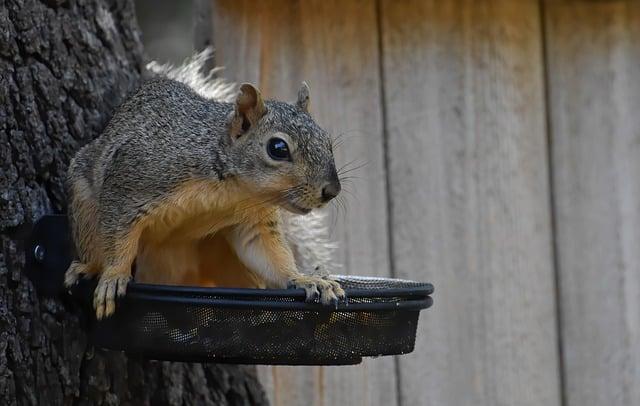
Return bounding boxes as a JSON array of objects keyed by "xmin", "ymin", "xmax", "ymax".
[
  {"xmin": 338, "ymin": 176, "xmax": 362, "ymax": 184},
  {"xmin": 329, "ymin": 202, "xmax": 340, "ymax": 238},
  {"xmin": 333, "ymin": 129, "xmax": 374, "ymax": 141},
  {"xmin": 337, "ymin": 158, "xmax": 361, "ymax": 173},
  {"xmin": 337, "ymin": 195, "xmax": 348, "ymax": 225},
  {"xmin": 338, "ymin": 160, "xmax": 368, "ymax": 176},
  {"xmin": 340, "ymin": 187, "xmax": 358, "ymax": 204},
  {"xmin": 329, "ymin": 205, "xmax": 339, "ymax": 237}
]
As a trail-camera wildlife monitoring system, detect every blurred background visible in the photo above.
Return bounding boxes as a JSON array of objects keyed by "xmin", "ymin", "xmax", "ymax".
[{"xmin": 134, "ymin": 1, "xmax": 640, "ymax": 406}]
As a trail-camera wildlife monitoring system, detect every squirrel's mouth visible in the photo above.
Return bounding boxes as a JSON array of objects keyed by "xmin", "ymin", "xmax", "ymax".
[{"xmin": 282, "ymin": 201, "xmax": 312, "ymax": 215}]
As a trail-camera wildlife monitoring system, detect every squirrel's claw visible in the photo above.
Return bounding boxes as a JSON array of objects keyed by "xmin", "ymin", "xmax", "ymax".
[
  {"xmin": 324, "ymin": 275, "xmax": 347, "ymax": 303},
  {"xmin": 288, "ymin": 275, "xmax": 346, "ymax": 307},
  {"xmin": 64, "ymin": 261, "xmax": 88, "ymax": 288},
  {"xmin": 94, "ymin": 272, "xmax": 131, "ymax": 320}
]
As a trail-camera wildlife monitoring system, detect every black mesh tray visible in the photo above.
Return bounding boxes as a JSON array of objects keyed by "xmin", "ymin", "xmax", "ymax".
[
  {"xmin": 26, "ymin": 215, "xmax": 434, "ymax": 365},
  {"xmin": 71, "ymin": 276, "xmax": 433, "ymax": 365}
]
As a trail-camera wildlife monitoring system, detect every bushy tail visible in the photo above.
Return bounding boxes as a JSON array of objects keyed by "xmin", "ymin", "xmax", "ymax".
[{"xmin": 146, "ymin": 47, "xmax": 237, "ymax": 102}]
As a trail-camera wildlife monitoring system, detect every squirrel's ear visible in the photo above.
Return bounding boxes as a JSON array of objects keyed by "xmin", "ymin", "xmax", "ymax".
[
  {"xmin": 295, "ymin": 82, "xmax": 310, "ymax": 112},
  {"xmin": 230, "ymin": 83, "xmax": 267, "ymax": 139}
]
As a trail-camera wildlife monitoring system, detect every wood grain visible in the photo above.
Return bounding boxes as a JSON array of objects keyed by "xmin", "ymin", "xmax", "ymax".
[
  {"xmin": 212, "ymin": 1, "xmax": 396, "ymax": 405},
  {"xmin": 544, "ymin": 1, "xmax": 640, "ymax": 405},
  {"xmin": 380, "ymin": 1, "xmax": 561, "ymax": 405}
]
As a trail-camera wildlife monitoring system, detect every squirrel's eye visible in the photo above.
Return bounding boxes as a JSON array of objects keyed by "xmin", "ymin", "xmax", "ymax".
[{"xmin": 267, "ymin": 137, "xmax": 291, "ymax": 161}]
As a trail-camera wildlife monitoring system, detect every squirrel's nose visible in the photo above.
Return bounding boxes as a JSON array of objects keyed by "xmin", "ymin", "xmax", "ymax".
[{"xmin": 321, "ymin": 181, "xmax": 341, "ymax": 202}]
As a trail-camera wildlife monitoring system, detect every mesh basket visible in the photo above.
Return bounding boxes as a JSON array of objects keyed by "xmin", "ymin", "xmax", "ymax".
[{"xmin": 72, "ymin": 276, "xmax": 433, "ymax": 365}]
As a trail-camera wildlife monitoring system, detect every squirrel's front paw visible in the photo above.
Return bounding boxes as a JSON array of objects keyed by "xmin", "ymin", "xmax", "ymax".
[
  {"xmin": 93, "ymin": 271, "xmax": 131, "ymax": 320},
  {"xmin": 287, "ymin": 275, "xmax": 346, "ymax": 306}
]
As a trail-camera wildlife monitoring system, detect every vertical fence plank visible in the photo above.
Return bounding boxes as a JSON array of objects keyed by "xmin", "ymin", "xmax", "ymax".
[
  {"xmin": 544, "ymin": 1, "xmax": 640, "ymax": 405},
  {"xmin": 380, "ymin": 1, "xmax": 561, "ymax": 405},
  {"xmin": 212, "ymin": 1, "xmax": 395, "ymax": 405}
]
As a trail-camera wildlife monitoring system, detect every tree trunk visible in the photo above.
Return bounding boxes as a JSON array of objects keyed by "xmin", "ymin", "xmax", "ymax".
[{"xmin": 0, "ymin": 0, "xmax": 267, "ymax": 405}]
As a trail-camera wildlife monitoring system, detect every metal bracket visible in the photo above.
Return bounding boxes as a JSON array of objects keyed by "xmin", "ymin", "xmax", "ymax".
[{"xmin": 25, "ymin": 215, "xmax": 74, "ymax": 296}]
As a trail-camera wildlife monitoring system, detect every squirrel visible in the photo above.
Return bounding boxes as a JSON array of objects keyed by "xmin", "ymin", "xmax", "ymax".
[{"xmin": 64, "ymin": 50, "xmax": 345, "ymax": 319}]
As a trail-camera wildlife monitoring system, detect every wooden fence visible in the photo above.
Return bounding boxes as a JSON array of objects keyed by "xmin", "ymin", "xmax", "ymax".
[{"xmin": 183, "ymin": 0, "xmax": 639, "ymax": 405}]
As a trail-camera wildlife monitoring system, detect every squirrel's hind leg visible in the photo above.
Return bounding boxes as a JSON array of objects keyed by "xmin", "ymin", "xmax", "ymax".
[
  {"xmin": 68, "ymin": 164, "xmax": 101, "ymax": 264},
  {"xmin": 66, "ymin": 170, "xmax": 105, "ymax": 290}
]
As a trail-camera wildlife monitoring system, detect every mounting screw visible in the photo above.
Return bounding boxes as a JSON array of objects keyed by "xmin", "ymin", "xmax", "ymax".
[{"xmin": 33, "ymin": 245, "xmax": 45, "ymax": 263}]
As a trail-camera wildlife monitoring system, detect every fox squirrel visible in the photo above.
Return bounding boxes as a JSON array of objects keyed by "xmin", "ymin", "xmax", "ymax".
[{"xmin": 64, "ymin": 51, "xmax": 345, "ymax": 319}]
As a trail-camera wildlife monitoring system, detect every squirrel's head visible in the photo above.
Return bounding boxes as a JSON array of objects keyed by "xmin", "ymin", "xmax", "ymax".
[{"xmin": 227, "ymin": 82, "xmax": 340, "ymax": 214}]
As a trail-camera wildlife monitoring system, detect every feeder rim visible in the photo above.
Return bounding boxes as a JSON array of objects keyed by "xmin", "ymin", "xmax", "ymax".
[
  {"xmin": 71, "ymin": 276, "xmax": 434, "ymax": 312},
  {"xmin": 125, "ymin": 291, "xmax": 433, "ymax": 312},
  {"xmin": 128, "ymin": 277, "xmax": 434, "ymax": 299}
]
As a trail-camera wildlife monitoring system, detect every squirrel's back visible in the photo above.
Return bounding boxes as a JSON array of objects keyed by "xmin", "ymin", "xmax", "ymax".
[{"xmin": 69, "ymin": 77, "xmax": 233, "ymax": 200}]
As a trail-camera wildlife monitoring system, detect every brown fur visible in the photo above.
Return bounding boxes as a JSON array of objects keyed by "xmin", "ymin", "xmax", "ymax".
[
  {"xmin": 72, "ymin": 176, "xmax": 306, "ymax": 318},
  {"xmin": 133, "ymin": 179, "xmax": 280, "ymax": 288},
  {"xmin": 136, "ymin": 233, "xmax": 263, "ymax": 288}
]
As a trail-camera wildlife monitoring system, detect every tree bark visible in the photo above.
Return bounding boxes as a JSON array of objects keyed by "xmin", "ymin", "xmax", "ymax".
[{"xmin": 0, "ymin": 0, "xmax": 267, "ymax": 405}]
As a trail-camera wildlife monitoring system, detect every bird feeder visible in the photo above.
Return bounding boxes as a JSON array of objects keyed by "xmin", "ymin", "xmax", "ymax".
[{"xmin": 25, "ymin": 215, "xmax": 433, "ymax": 365}]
